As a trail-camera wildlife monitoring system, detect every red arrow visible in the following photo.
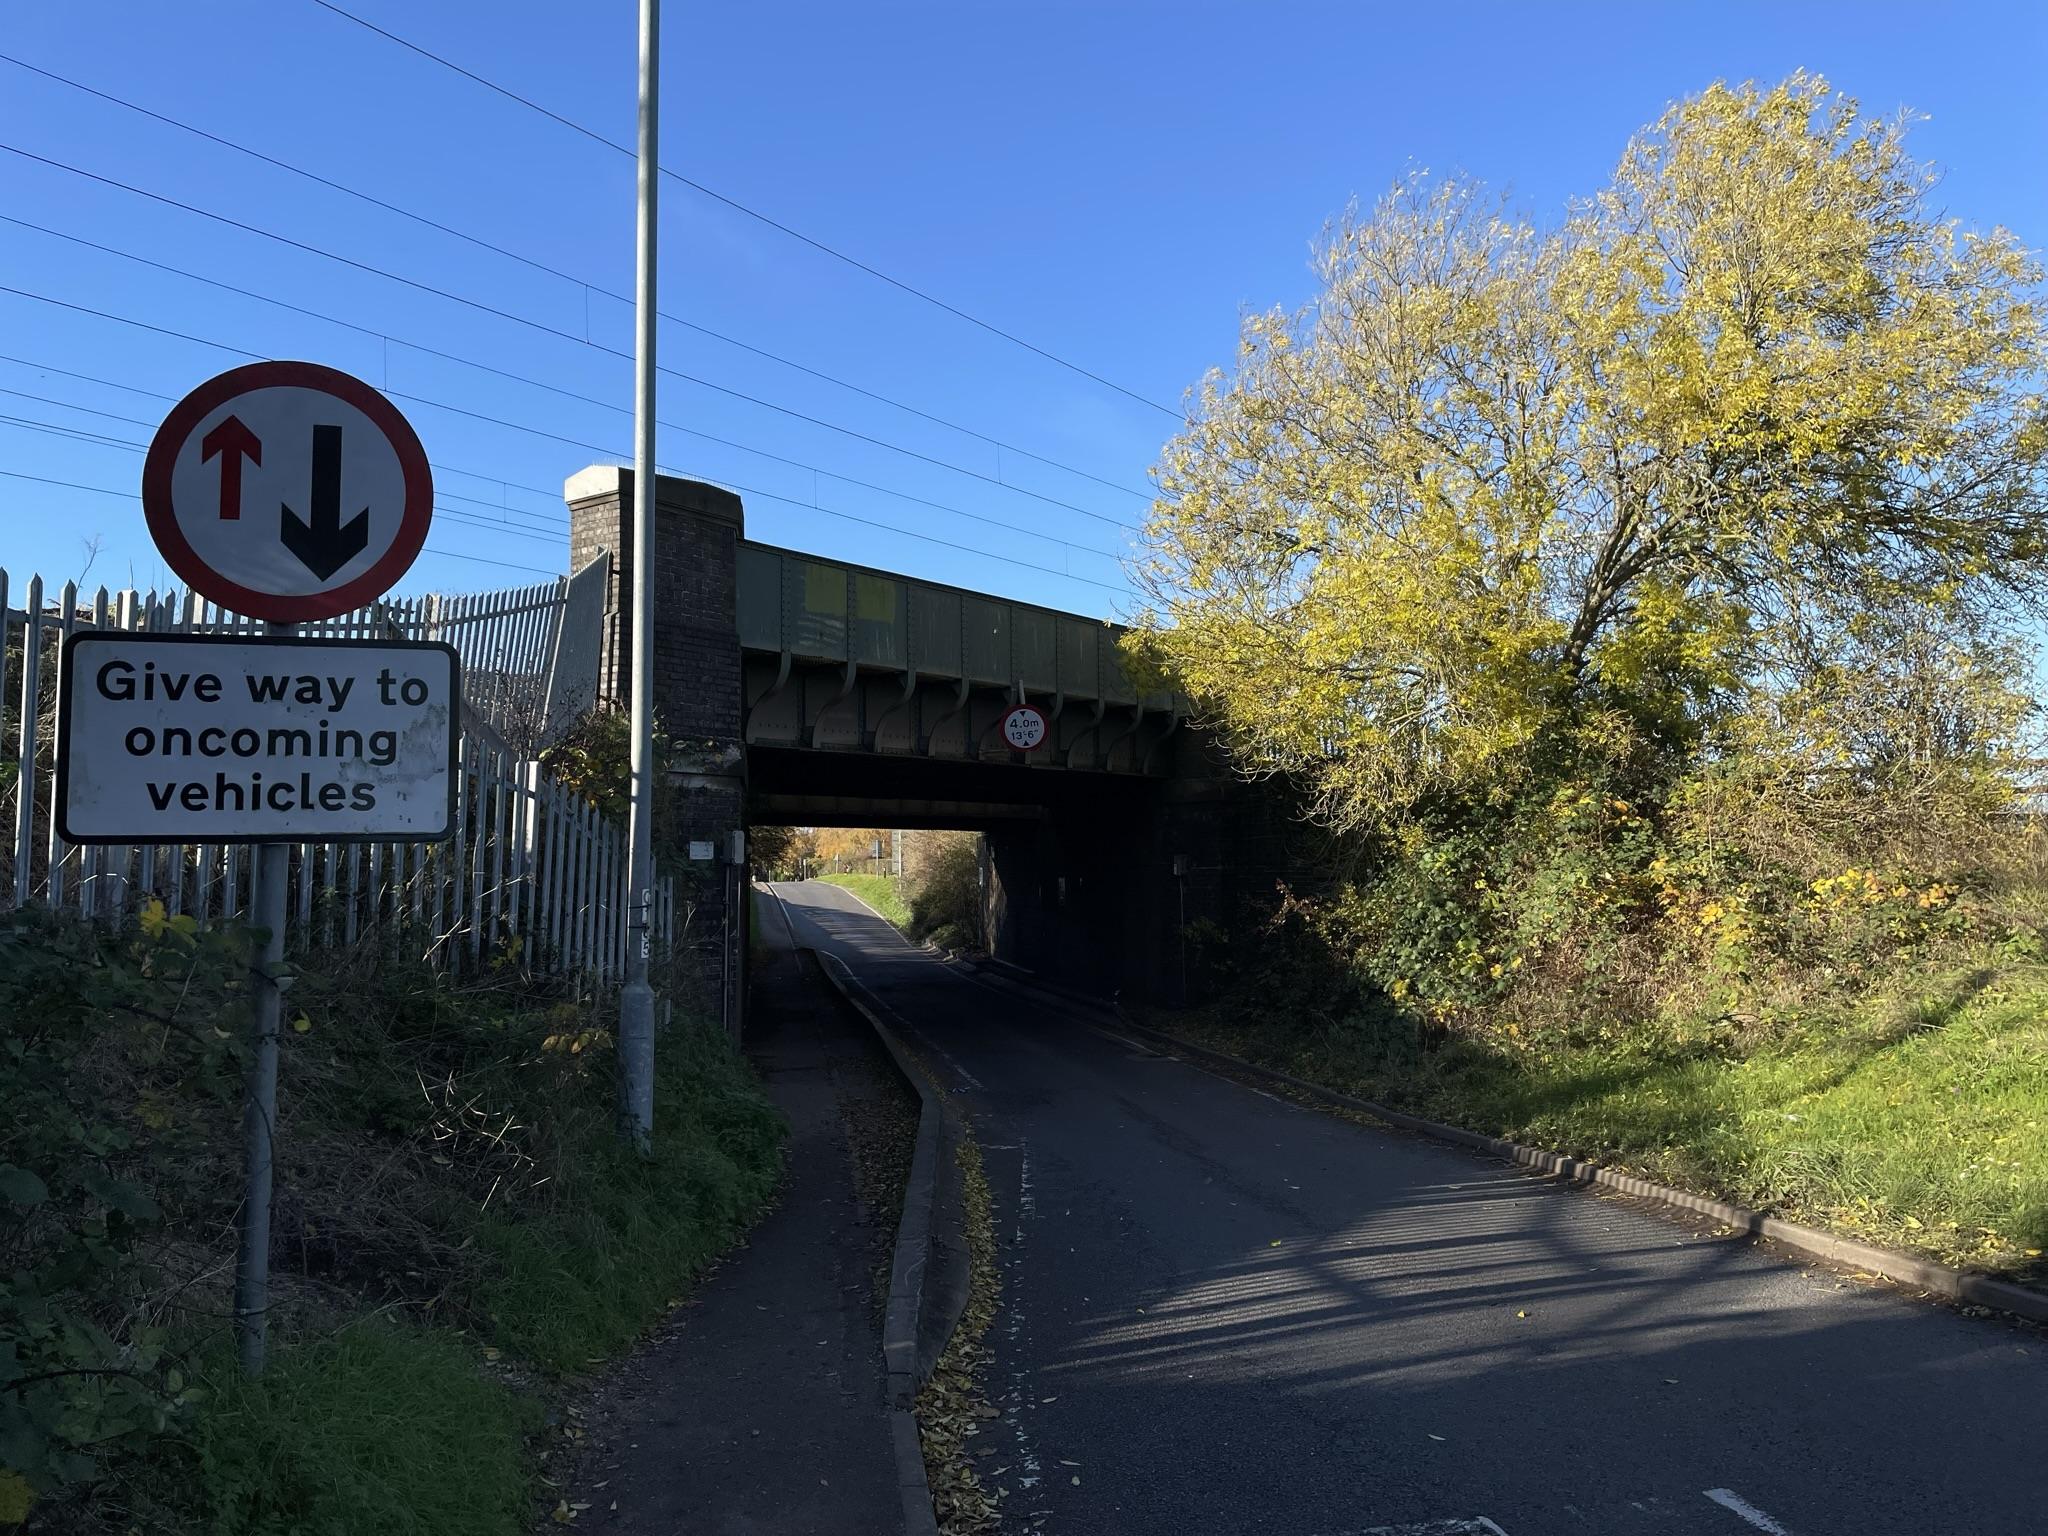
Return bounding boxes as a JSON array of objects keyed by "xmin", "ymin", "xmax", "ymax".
[{"xmin": 201, "ymin": 414, "xmax": 262, "ymax": 521}]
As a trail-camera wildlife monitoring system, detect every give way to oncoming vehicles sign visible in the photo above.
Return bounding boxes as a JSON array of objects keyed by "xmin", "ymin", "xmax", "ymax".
[{"xmin": 57, "ymin": 633, "xmax": 459, "ymax": 845}]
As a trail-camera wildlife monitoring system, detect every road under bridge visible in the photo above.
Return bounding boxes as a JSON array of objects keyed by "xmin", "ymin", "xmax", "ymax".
[{"xmin": 564, "ymin": 465, "xmax": 1291, "ymax": 1009}]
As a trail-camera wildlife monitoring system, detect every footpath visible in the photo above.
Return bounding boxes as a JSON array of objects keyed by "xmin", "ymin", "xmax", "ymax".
[{"xmin": 563, "ymin": 910, "xmax": 912, "ymax": 1535}]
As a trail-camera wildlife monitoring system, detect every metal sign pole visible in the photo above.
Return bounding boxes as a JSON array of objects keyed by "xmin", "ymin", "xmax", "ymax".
[
  {"xmin": 617, "ymin": 0, "xmax": 661, "ymax": 1150},
  {"xmin": 234, "ymin": 619, "xmax": 294, "ymax": 1376}
]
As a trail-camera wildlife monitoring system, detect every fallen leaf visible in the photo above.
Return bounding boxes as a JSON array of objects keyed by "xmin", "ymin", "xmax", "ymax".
[
  {"xmin": 1516, "ymin": 1309, "xmax": 1529, "ymax": 1319},
  {"xmin": 1071, "ymin": 1476, "xmax": 1081, "ymax": 1486},
  {"xmin": 1428, "ymin": 1434, "xmax": 1446, "ymax": 1442}
]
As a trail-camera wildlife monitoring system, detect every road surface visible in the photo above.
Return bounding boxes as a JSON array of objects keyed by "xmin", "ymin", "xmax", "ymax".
[{"xmin": 768, "ymin": 880, "xmax": 2048, "ymax": 1536}]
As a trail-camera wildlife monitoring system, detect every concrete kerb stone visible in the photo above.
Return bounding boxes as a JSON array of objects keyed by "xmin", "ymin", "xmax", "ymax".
[
  {"xmin": 890, "ymin": 1409, "xmax": 939, "ymax": 1536},
  {"xmin": 966, "ymin": 959, "xmax": 2048, "ymax": 1329},
  {"xmin": 806, "ymin": 946, "xmax": 963, "ymax": 1536},
  {"xmin": 788, "ymin": 948, "xmax": 933, "ymax": 1396}
]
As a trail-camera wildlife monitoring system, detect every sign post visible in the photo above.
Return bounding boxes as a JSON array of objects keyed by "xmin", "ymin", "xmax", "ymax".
[
  {"xmin": 91, "ymin": 361, "xmax": 443, "ymax": 1375},
  {"xmin": 242, "ymin": 785, "xmax": 288, "ymax": 1380}
]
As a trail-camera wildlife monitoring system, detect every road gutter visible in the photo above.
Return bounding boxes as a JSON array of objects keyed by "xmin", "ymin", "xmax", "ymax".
[{"xmin": 966, "ymin": 959, "xmax": 2048, "ymax": 1328}]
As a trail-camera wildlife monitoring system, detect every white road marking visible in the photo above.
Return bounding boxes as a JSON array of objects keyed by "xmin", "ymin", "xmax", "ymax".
[
  {"xmin": 1704, "ymin": 1488, "xmax": 1795, "ymax": 1534},
  {"xmin": 1310, "ymin": 1522, "xmax": 1510, "ymax": 1535},
  {"xmin": 1002, "ymin": 1141, "xmax": 1043, "ymax": 1493}
]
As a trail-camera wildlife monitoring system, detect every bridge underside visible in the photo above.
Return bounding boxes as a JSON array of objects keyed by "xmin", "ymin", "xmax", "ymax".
[
  {"xmin": 741, "ymin": 653, "xmax": 1185, "ymax": 775},
  {"xmin": 748, "ymin": 740, "xmax": 1194, "ymax": 999},
  {"xmin": 747, "ymin": 743, "xmax": 1163, "ymax": 830}
]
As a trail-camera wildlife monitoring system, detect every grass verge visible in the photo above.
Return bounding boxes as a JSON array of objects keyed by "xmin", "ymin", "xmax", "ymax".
[
  {"xmin": 819, "ymin": 873, "xmax": 913, "ymax": 930},
  {"xmin": 177, "ymin": 1325, "xmax": 537, "ymax": 1536},
  {"xmin": 1154, "ymin": 954, "xmax": 2048, "ymax": 1284}
]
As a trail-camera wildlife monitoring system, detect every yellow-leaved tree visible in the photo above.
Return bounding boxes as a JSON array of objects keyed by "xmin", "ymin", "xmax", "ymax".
[{"xmin": 1134, "ymin": 74, "xmax": 2047, "ymax": 831}]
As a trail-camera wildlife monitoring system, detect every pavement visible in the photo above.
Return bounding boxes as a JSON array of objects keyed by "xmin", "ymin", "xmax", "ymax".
[
  {"xmin": 570, "ymin": 892, "xmax": 905, "ymax": 1536},
  {"xmin": 770, "ymin": 878, "xmax": 2048, "ymax": 1536}
]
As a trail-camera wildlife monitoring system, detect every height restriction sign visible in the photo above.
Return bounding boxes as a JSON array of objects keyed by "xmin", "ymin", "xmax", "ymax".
[
  {"xmin": 1001, "ymin": 704, "xmax": 1049, "ymax": 752},
  {"xmin": 142, "ymin": 361, "xmax": 434, "ymax": 623}
]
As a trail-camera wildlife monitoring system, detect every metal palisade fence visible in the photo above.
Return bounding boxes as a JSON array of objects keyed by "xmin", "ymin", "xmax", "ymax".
[{"xmin": 0, "ymin": 554, "xmax": 676, "ymax": 986}]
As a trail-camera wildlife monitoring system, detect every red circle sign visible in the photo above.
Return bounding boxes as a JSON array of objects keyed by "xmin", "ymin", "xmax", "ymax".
[
  {"xmin": 1002, "ymin": 704, "xmax": 1049, "ymax": 752},
  {"xmin": 142, "ymin": 361, "xmax": 434, "ymax": 623}
]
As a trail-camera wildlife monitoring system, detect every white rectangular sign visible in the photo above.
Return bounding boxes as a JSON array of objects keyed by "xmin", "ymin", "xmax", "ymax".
[{"xmin": 57, "ymin": 633, "xmax": 460, "ymax": 844}]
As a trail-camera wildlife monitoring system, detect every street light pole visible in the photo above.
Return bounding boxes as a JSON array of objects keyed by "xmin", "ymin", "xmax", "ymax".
[{"xmin": 617, "ymin": 0, "xmax": 660, "ymax": 1150}]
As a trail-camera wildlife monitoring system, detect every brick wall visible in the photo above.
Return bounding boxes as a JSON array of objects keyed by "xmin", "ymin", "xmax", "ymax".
[{"xmin": 566, "ymin": 467, "xmax": 748, "ymax": 1025}]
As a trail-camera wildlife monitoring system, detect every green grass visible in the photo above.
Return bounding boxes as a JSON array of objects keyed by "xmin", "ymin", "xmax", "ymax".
[
  {"xmin": 182, "ymin": 1325, "xmax": 538, "ymax": 1536},
  {"xmin": 477, "ymin": 1018, "xmax": 785, "ymax": 1372},
  {"xmin": 1165, "ymin": 957, "xmax": 2048, "ymax": 1280},
  {"xmin": 820, "ymin": 873, "xmax": 913, "ymax": 930}
]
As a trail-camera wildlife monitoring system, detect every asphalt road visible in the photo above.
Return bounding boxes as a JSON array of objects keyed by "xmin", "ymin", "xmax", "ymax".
[{"xmin": 768, "ymin": 880, "xmax": 2048, "ymax": 1536}]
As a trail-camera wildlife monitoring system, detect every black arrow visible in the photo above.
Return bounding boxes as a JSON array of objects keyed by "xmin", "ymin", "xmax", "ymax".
[{"xmin": 279, "ymin": 423, "xmax": 371, "ymax": 580}]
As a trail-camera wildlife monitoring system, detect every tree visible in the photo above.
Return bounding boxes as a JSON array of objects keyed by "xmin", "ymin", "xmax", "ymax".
[
  {"xmin": 813, "ymin": 828, "xmax": 890, "ymax": 873},
  {"xmin": 1134, "ymin": 75, "xmax": 2047, "ymax": 832},
  {"xmin": 748, "ymin": 825, "xmax": 816, "ymax": 880}
]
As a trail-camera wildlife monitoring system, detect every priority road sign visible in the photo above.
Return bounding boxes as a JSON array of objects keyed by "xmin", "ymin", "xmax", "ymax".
[
  {"xmin": 56, "ymin": 632, "xmax": 459, "ymax": 844},
  {"xmin": 1001, "ymin": 704, "xmax": 1049, "ymax": 752},
  {"xmin": 142, "ymin": 361, "xmax": 434, "ymax": 623}
]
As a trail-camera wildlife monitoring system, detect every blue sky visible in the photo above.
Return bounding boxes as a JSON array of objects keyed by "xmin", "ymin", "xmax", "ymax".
[{"xmin": 3, "ymin": 2, "xmax": 2043, "ymax": 621}]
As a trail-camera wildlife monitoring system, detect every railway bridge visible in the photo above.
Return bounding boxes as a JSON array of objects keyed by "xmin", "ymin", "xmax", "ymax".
[{"xmin": 564, "ymin": 465, "xmax": 1285, "ymax": 1004}]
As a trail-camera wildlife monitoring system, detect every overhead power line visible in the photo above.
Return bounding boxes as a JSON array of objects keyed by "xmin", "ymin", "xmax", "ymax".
[
  {"xmin": 301, "ymin": 1, "xmax": 1180, "ymax": 420},
  {"xmin": 0, "ymin": 354, "xmax": 569, "ymax": 525},
  {"xmin": 0, "ymin": 51, "xmax": 1154, "ymax": 503},
  {"xmin": 0, "ymin": 236, "xmax": 1130, "ymax": 564},
  {"xmin": 0, "ymin": 413, "xmax": 564, "ymax": 549},
  {"xmin": 0, "ymin": 146, "xmax": 1136, "ymax": 531},
  {"xmin": 0, "ymin": 310, "xmax": 1132, "ymax": 597},
  {"xmin": 0, "ymin": 464, "xmax": 561, "ymax": 577},
  {"xmin": 0, "ymin": 381, "xmax": 569, "ymax": 538}
]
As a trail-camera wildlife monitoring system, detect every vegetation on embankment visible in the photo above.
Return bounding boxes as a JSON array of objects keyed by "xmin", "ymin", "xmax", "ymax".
[
  {"xmin": 814, "ymin": 833, "xmax": 983, "ymax": 951},
  {"xmin": 1159, "ymin": 935, "xmax": 2048, "ymax": 1280},
  {"xmin": 1127, "ymin": 75, "xmax": 2048, "ymax": 1287},
  {"xmin": 819, "ymin": 872, "xmax": 915, "ymax": 930},
  {"xmin": 0, "ymin": 905, "xmax": 783, "ymax": 1535}
]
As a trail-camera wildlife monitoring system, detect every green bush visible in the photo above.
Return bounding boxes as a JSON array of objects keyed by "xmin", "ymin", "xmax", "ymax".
[{"xmin": 906, "ymin": 836, "xmax": 982, "ymax": 950}]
